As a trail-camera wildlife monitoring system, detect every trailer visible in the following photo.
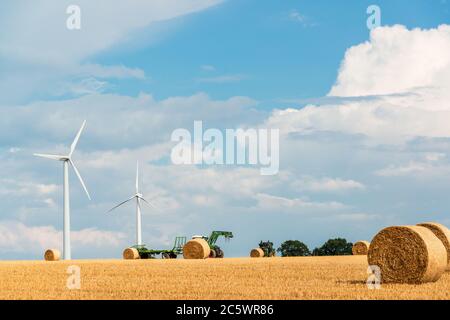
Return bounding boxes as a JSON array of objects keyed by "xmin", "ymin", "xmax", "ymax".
[{"xmin": 124, "ymin": 236, "xmax": 187, "ymax": 259}]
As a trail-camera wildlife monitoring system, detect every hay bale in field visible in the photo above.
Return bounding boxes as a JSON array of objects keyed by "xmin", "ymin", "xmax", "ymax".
[
  {"xmin": 250, "ymin": 248, "xmax": 264, "ymax": 258},
  {"xmin": 417, "ymin": 222, "xmax": 450, "ymax": 270},
  {"xmin": 183, "ymin": 238, "xmax": 210, "ymax": 259},
  {"xmin": 368, "ymin": 225, "xmax": 447, "ymax": 284},
  {"xmin": 44, "ymin": 249, "xmax": 60, "ymax": 261},
  {"xmin": 123, "ymin": 247, "xmax": 140, "ymax": 260},
  {"xmin": 352, "ymin": 241, "xmax": 370, "ymax": 255}
]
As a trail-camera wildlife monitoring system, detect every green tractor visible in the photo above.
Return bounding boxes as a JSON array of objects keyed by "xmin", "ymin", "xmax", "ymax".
[
  {"xmin": 259, "ymin": 240, "xmax": 276, "ymax": 257},
  {"xmin": 192, "ymin": 231, "xmax": 233, "ymax": 258},
  {"xmin": 126, "ymin": 236, "xmax": 187, "ymax": 259}
]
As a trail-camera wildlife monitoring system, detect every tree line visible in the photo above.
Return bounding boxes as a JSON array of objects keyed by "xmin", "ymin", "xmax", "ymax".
[{"xmin": 275, "ymin": 238, "xmax": 353, "ymax": 257}]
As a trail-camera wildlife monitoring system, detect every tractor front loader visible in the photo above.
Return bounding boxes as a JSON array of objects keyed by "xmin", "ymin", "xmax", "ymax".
[{"xmin": 192, "ymin": 231, "xmax": 233, "ymax": 258}]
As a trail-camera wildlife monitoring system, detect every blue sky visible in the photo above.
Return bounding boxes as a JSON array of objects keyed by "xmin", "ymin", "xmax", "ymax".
[
  {"xmin": 1, "ymin": 0, "xmax": 450, "ymax": 259},
  {"xmin": 93, "ymin": 0, "xmax": 450, "ymax": 104}
]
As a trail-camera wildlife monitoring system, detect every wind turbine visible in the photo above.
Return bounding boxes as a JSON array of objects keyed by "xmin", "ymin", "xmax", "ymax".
[
  {"xmin": 107, "ymin": 161, "xmax": 155, "ymax": 246},
  {"xmin": 34, "ymin": 120, "xmax": 91, "ymax": 260}
]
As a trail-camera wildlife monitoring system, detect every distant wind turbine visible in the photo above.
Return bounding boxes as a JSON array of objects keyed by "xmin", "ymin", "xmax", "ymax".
[
  {"xmin": 107, "ymin": 161, "xmax": 156, "ymax": 246},
  {"xmin": 34, "ymin": 120, "xmax": 91, "ymax": 260}
]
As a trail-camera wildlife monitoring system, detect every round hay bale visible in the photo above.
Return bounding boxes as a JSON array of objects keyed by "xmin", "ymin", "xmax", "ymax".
[
  {"xmin": 352, "ymin": 241, "xmax": 370, "ymax": 255},
  {"xmin": 417, "ymin": 222, "xmax": 450, "ymax": 270},
  {"xmin": 123, "ymin": 247, "xmax": 140, "ymax": 260},
  {"xmin": 250, "ymin": 248, "xmax": 264, "ymax": 258},
  {"xmin": 183, "ymin": 238, "xmax": 210, "ymax": 259},
  {"xmin": 368, "ymin": 225, "xmax": 447, "ymax": 284},
  {"xmin": 44, "ymin": 249, "xmax": 60, "ymax": 261}
]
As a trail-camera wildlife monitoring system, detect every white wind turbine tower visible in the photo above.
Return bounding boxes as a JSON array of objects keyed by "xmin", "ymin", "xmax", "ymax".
[
  {"xmin": 107, "ymin": 161, "xmax": 155, "ymax": 246},
  {"xmin": 34, "ymin": 120, "xmax": 91, "ymax": 260}
]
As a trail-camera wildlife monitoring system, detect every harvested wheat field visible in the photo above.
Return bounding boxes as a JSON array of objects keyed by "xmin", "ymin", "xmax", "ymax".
[{"xmin": 0, "ymin": 256, "xmax": 449, "ymax": 300}]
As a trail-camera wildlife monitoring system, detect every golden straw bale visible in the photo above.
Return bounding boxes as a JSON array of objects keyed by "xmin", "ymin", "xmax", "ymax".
[
  {"xmin": 352, "ymin": 241, "xmax": 370, "ymax": 255},
  {"xmin": 250, "ymin": 248, "xmax": 265, "ymax": 258},
  {"xmin": 417, "ymin": 222, "xmax": 450, "ymax": 270},
  {"xmin": 44, "ymin": 249, "xmax": 60, "ymax": 261},
  {"xmin": 123, "ymin": 247, "xmax": 140, "ymax": 260},
  {"xmin": 183, "ymin": 239, "xmax": 210, "ymax": 259},
  {"xmin": 368, "ymin": 225, "xmax": 447, "ymax": 283}
]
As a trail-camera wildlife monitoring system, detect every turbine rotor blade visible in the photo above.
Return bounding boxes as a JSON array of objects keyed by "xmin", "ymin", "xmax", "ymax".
[
  {"xmin": 139, "ymin": 196, "xmax": 157, "ymax": 210},
  {"xmin": 70, "ymin": 120, "xmax": 86, "ymax": 156},
  {"xmin": 69, "ymin": 159, "xmax": 91, "ymax": 200},
  {"xmin": 107, "ymin": 196, "xmax": 136, "ymax": 213},
  {"xmin": 33, "ymin": 153, "xmax": 66, "ymax": 161},
  {"xmin": 136, "ymin": 161, "xmax": 139, "ymax": 194}
]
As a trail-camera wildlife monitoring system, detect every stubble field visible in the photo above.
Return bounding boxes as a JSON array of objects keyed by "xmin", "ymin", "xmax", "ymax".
[{"xmin": 0, "ymin": 256, "xmax": 449, "ymax": 299}]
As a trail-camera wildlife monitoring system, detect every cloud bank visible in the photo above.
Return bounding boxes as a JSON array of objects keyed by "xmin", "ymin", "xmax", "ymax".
[{"xmin": 2, "ymin": 22, "xmax": 450, "ymax": 258}]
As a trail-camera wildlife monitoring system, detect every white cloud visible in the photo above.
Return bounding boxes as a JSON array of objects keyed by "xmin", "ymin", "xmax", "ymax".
[
  {"xmin": 375, "ymin": 162, "xmax": 430, "ymax": 177},
  {"xmin": 293, "ymin": 177, "xmax": 365, "ymax": 192},
  {"xmin": 334, "ymin": 213, "xmax": 380, "ymax": 222},
  {"xmin": 329, "ymin": 25, "xmax": 450, "ymax": 97},
  {"xmin": 71, "ymin": 228, "xmax": 126, "ymax": 247},
  {"xmin": 43, "ymin": 198, "xmax": 57, "ymax": 208},
  {"xmin": 374, "ymin": 161, "xmax": 450, "ymax": 177},
  {"xmin": 83, "ymin": 143, "xmax": 172, "ymax": 169},
  {"xmin": 4, "ymin": 23, "xmax": 450, "ymax": 258},
  {"xmin": 201, "ymin": 65, "xmax": 216, "ymax": 72},
  {"xmin": 289, "ymin": 10, "xmax": 306, "ymax": 23},
  {"xmin": 0, "ymin": 0, "xmax": 222, "ymax": 65},
  {"xmin": 0, "ymin": 92, "xmax": 261, "ymax": 150},
  {"xmin": 254, "ymin": 193, "xmax": 347, "ymax": 212},
  {"xmin": 425, "ymin": 152, "xmax": 446, "ymax": 161},
  {"xmin": 267, "ymin": 25, "xmax": 450, "ymax": 144},
  {"xmin": 0, "ymin": 87, "xmax": 416, "ymax": 258},
  {"xmin": 268, "ymin": 94, "xmax": 450, "ymax": 144},
  {"xmin": 0, "ymin": 0, "xmax": 221, "ymax": 102},
  {"xmin": 0, "ymin": 179, "xmax": 58, "ymax": 197},
  {"xmin": 77, "ymin": 64, "xmax": 146, "ymax": 80},
  {"xmin": 375, "ymin": 152, "xmax": 449, "ymax": 177},
  {"xmin": 197, "ymin": 74, "xmax": 247, "ymax": 83},
  {"xmin": 287, "ymin": 9, "xmax": 316, "ymax": 27},
  {"xmin": 0, "ymin": 221, "xmax": 126, "ymax": 255},
  {"xmin": 65, "ymin": 77, "xmax": 108, "ymax": 95},
  {"xmin": 8, "ymin": 147, "xmax": 21, "ymax": 153}
]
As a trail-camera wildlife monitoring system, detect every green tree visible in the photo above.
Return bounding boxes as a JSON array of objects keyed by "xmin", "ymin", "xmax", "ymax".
[
  {"xmin": 277, "ymin": 240, "xmax": 311, "ymax": 257},
  {"xmin": 259, "ymin": 240, "xmax": 276, "ymax": 257},
  {"xmin": 312, "ymin": 238, "xmax": 353, "ymax": 256}
]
